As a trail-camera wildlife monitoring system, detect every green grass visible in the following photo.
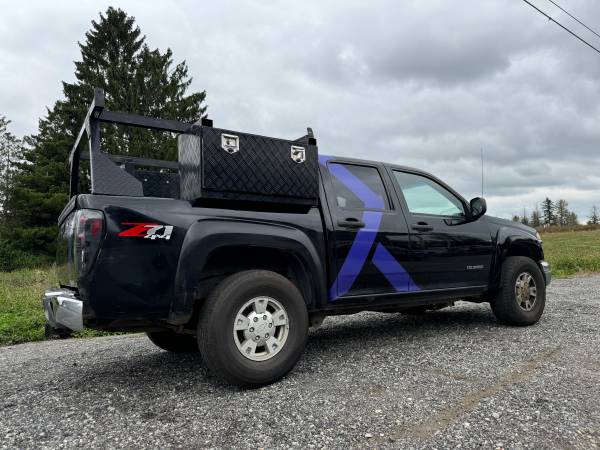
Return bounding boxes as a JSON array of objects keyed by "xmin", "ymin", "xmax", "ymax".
[
  {"xmin": 541, "ymin": 229, "xmax": 600, "ymax": 278},
  {"xmin": 1, "ymin": 229, "xmax": 599, "ymax": 346},
  {"xmin": 0, "ymin": 267, "xmax": 110, "ymax": 346}
]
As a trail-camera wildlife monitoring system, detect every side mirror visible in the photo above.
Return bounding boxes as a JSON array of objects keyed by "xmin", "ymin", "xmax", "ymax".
[{"xmin": 469, "ymin": 197, "xmax": 487, "ymax": 221}]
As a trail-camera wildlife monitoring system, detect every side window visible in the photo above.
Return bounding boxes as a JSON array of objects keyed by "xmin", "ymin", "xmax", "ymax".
[
  {"xmin": 328, "ymin": 163, "xmax": 389, "ymax": 210},
  {"xmin": 394, "ymin": 171, "xmax": 465, "ymax": 216}
]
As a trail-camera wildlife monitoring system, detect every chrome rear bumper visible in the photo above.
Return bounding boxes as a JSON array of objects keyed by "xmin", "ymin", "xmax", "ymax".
[{"xmin": 43, "ymin": 290, "xmax": 84, "ymax": 331}]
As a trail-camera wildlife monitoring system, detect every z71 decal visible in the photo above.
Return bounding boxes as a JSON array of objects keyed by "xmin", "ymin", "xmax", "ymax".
[{"xmin": 118, "ymin": 223, "xmax": 173, "ymax": 241}]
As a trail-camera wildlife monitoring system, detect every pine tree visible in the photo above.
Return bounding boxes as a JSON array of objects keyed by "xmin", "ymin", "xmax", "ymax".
[
  {"xmin": 589, "ymin": 205, "xmax": 600, "ymax": 225},
  {"xmin": 567, "ymin": 211, "xmax": 578, "ymax": 226},
  {"xmin": 0, "ymin": 116, "xmax": 22, "ymax": 218},
  {"xmin": 512, "ymin": 215, "xmax": 521, "ymax": 222},
  {"xmin": 520, "ymin": 208, "xmax": 530, "ymax": 226},
  {"xmin": 555, "ymin": 199, "xmax": 569, "ymax": 227},
  {"xmin": 541, "ymin": 198, "xmax": 555, "ymax": 227},
  {"xmin": 530, "ymin": 206, "xmax": 541, "ymax": 228},
  {"xmin": 2, "ymin": 7, "xmax": 206, "ymax": 268}
]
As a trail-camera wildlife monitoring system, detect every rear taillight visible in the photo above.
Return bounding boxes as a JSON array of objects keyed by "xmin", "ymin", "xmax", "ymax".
[{"xmin": 73, "ymin": 209, "xmax": 104, "ymax": 275}]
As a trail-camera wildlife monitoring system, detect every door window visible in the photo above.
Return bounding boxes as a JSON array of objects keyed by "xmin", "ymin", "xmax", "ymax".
[
  {"xmin": 329, "ymin": 163, "xmax": 389, "ymax": 210},
  {"xmin": 394, "ymin": 171, "xmax": 464, "ymax": 216}
]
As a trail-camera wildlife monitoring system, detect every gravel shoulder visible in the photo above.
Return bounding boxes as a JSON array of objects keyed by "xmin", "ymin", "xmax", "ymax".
[{"xmin": 1, "ymin": 275, "xmax": 599, "ymax": 449}]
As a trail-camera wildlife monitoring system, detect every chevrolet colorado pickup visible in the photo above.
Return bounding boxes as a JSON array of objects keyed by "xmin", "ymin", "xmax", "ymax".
[{"xmin": 44, "ymin": 89, "xmax": 551, "ymax": 386}]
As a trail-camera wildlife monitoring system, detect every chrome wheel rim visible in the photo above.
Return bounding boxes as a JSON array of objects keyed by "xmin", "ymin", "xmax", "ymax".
[
  {"xmin": 232, "ymin": 296, "xmax": 289, "ymax": 362},
  {"xmin": 515, "ymin": 272, "xmax": 537, "ymax": 311}
]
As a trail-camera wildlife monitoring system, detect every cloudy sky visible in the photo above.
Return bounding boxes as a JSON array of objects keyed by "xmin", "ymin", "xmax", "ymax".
[{"xmin": 1, "ymin": 0, "xmax": 600, "ymax": 220}]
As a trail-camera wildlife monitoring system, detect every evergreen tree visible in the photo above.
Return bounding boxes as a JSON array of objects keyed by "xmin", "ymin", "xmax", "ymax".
[
  {"xmin": 512, "ymin": 215, "xmax": 521, "ymax": 222},
  {"xmin": 567, "ymin": 211, "xmax": 578, "ymax": 226},
  {"xmin": 56, "ymin": 8, "xmax": 206, "ymax": 159},
  {"xmin": 0, "ymin": 116, "xmax": 22, "ymax": 218},
  {"xmin": 589, "ymin": 205, "xmax": 600, "ymax": 225},
  {"xmin": 2, "ymin": 7, "xmax": 206, "ymax": 269},
  {"xmin": 530, "ymin": 206, "xmax": 541, "ymax": 228},
  {"xmin": 555, "ymin": 199, "xmax": 569, "ymax": 227},
  {"xmin": 520, "ymin": 208, "xmax": 530, "ymax": 226},
  {"xmin": 541, "ymin": 197, "xmax": 555, "ymax": 227}
]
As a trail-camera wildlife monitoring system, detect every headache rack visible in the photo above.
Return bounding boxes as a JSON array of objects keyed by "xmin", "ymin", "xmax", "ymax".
[{"xmin": 69, "ymin": 88, "xmax": 318, "ymax": 205}]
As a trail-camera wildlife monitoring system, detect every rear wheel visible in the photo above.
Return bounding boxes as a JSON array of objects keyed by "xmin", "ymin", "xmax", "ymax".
[
  {"xmin": 44, "ymin": 324, "xmax": 72, "ymax": 339},
  {"xmin": 491, "ymin": 256, "xmax": 546, "ymax": 326},
  {"xmin": 147, "ymin": 330, "xmax": 199, "ymax": 353},
  {"xmin": 198, "ymin": 270, "xmax": 309, "ymax": 387}
]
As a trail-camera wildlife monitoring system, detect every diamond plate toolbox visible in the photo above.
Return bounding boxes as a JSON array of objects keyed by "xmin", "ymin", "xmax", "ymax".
[{"xmin": 178, "ymin": 126, "xmax": 319, "ymax": 206}]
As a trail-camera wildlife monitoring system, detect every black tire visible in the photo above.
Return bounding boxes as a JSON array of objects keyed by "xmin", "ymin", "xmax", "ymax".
[
  {"xmin": 198, "ymin": 270, "xmax": 309, "ymax": 387},
  {"xmin": 491, "ymin": 256, "xmax": 546, "ymax": 326},
  {"xmin": 147, "ymin": 330, "xmax": 199, "ymax": 353},
  {"xmin": 44, "ymin": 324, "xmax": 72, "ymax": 339}
]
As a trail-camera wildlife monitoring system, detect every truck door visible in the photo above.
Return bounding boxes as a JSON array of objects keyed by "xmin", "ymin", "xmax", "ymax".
[
  {"xmin": 320, "ymin": 158, "xmax": 415, "ymax": 300},
  {"xmin": 390, "ymin": 169, "xmax": 493, "ymax": 291}
]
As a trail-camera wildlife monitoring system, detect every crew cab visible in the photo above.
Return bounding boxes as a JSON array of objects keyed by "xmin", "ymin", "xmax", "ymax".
[{"xmin": 44, "ymin": 89, "xmax": 551, "ymax": 386}]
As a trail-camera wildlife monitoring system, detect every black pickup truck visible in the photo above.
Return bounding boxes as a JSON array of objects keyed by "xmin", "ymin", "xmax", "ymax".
[{"xmin": 44, "ymin": 89, "xmax": 551, "ymax": 386}]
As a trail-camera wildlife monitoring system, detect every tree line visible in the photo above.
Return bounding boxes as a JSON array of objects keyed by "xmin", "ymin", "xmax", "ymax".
[
  {"xmin": 511, "ymin": 197, "xmax": 600, "ymax": 227},
  {"xmin": 0, "ymin": 7, "xmax": 206, "ymax": 271}
]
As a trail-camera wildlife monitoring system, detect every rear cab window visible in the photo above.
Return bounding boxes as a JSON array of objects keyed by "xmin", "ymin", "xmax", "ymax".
[{"xmin": 327, "ymin": 163, "xmax": 390, "ymax": 211}]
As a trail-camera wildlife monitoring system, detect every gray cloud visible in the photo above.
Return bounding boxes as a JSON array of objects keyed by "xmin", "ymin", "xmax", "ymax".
[{"xmin": 1, "ymin": 0, "xmax": 599, "ymax": 220}]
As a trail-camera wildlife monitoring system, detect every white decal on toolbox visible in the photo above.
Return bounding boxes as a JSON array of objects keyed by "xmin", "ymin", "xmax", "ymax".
[
  {"xmin": 291, "ymin": 145, "xmax": 306, "ymax": 164},
  {"xmin": 221, "ymin": 133, "xmax": 240, "ymax": 154}
]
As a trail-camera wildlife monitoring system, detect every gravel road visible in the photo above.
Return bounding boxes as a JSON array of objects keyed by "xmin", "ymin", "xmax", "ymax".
[{"xmin": 1, "ymin": 275, "xmax": 599, "ymax": 449}]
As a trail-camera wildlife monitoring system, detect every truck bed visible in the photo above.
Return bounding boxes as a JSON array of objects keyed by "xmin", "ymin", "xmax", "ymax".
[{"xmin": 57, "ymin": 193, "xmax": 328, "ymax": 330}]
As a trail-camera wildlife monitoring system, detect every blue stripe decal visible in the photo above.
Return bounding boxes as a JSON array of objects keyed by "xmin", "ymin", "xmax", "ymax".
[
  {"xmin": 318, "ymin": 154, "xmax": 334, "ymax": 166},
  {"xmin": 372, "ymin": 243, "xmax": 420, "ymax": 292},
  {"xmin": 319, "ymin": 154, "xmax": 418, "ymax": 299},
  {"xmin": 329, "ymin": 211, "xmax": 382, "ymax": 299},
  {"xmin": 319, "ymin": 155, "xmax": 385, "ymax": 299}
]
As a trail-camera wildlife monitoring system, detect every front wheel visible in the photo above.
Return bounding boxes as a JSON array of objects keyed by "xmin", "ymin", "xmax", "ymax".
[
  {"xmin": 491, "ymin": 256, "xmax": 546, "ymax": 326},
  {"xmin": 198, "ymin": 270, "xmax": 309, "ymax": 387}
]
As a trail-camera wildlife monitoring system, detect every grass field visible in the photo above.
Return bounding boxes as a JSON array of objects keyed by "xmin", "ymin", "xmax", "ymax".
[
  {"xmin": 1, "ymin": 229, "xmax": 599, "ymax": 346},
  {"xmin": 541, "ymin": 229, "xmax": 600, "ymax": 278},
  {"xmin": 0, "ymin": 267, "xmax": 108, "ymax": 346}
]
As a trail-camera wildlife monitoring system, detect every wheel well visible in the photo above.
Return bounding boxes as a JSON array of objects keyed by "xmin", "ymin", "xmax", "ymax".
[
  {"xmin": 505, "ymin": 241, "xmax": 543, "ymax": 262},
  {"xmin": 195, "ymin": 246, "xmax": 315, "ymax": 309},
  {"xmin": 487, "ymin": 240, "xmax": 543, "ymax": 293}
]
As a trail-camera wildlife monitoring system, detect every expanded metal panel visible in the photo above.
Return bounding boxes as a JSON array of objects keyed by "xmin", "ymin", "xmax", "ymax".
[{"xmin": 178, "ymin": 134, "xmax": 203, "ymax": 201}]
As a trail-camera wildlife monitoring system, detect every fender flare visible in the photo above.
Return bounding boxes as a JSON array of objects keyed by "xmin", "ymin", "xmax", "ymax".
[
  {"xmin": 491, "ymin": 226, "xmax": 544, "ymax": 287},
  {"xmin": 168, "ymin": 218, "xmax": 327, "ymax": 325}
]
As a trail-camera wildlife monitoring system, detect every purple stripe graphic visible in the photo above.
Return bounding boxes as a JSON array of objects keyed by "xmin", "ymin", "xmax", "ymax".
[
  {"xmin": 329, "ymin": 211, "xmax": 382, "ymax": 299},
  {"xmin": 319, "ymin": 155, "xmax": 385, "ymax": 299},
  {"xmin": 319, "ymin": 154, "xmax": 418, "ymax": 299},
  {"xmin": 372, "ymin": 243, "xmax": 420, "ymax": 292},
  {"xmin": 318, "ymin": 154, "xmax": 334, "ymax": 166}
]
